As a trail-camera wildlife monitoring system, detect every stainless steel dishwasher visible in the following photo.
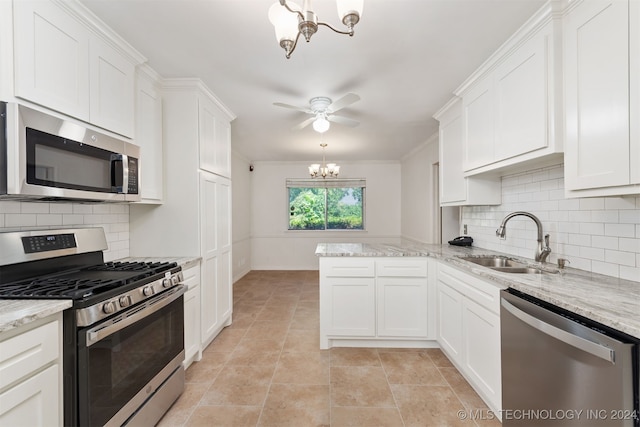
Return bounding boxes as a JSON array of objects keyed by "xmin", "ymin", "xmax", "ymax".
[{"xmin": 501, "ymin": 289, "xmax": 639, "ymax": 426}]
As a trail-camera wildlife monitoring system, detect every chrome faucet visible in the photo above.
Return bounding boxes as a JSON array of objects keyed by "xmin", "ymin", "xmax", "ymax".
[{"xmin": 496, "ymin": 211, "xmax": 552, "ymax": 263}]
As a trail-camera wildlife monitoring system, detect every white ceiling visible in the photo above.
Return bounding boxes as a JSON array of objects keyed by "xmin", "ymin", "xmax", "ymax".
[{"xmin": 80, "ymin": 0, "xmax": 545, "ymax": 163}]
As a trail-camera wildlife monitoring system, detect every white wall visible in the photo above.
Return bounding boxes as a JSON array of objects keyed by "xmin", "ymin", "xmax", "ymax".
[
  {"xmin": 400, "ymin": 133, "xmax": 459, "ymax": 244},
  {"xmin": 250, "ymin": 160, "xmax": 402, "ymax": 270},
  {"xmin": 231, "ymin": 151, "xmax": 252, "ymax": 282},
  {"xmin": 462, "ymin": 164, "xmax": 640, "ymax": 281},
  {"xmin": 0, "ymin": 200, "xmax": 130, "ymax": 261}
]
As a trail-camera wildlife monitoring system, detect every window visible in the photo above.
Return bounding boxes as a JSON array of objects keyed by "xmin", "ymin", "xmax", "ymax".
[{"xmin": 287, "ymin": 179, "xmax": 365, "ymax": 230}]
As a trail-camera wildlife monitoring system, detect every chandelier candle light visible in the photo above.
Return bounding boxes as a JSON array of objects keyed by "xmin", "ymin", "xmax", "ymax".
[
  {"xmin": 309, "ymin": 143, "xmax": 340, "ymax": 178},
  {"xmin": 268, "ymin": 0, "xmax": 364, "ymax": 59}
]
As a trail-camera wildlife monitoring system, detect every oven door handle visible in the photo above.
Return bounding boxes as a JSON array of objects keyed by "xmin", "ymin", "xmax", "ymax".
[{"xmin": 86, "ymin": 285, "xmax": 186, "ymax": 347}]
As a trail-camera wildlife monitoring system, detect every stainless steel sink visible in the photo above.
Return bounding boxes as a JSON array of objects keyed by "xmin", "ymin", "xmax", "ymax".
[{"xmin": 459, "ymin": 256, "xmax": 557, "ymax": 274}]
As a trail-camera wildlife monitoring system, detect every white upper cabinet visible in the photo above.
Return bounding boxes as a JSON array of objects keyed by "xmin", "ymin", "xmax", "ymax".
[
  {"xmin": 434, "ymin": 97, "xmax": 501, "ymax": 206},
  {"xmin": 12, "ymin": 0, "xmax": 143, "ymax": 138},
  {"xmin": 89, "ymin": 36, "xmax": 135, "ymax": 137},
  {"xmin": 564, "ymin": 0, "xmax": 640, "ymax": 197},
  {"xmin": 199, "ymin": 93, "xmax": 232, "ymax": 178},
  {"xmin": 135, "ymin": 65, "xmax": 164, "ymax": 203},
  {"xmin": 456, "ymin": 3, "xmax": 563, "ymax": 176},
  {"xmin": 13, "ymin": 0, "xmax": 90, "ymax": 121}
]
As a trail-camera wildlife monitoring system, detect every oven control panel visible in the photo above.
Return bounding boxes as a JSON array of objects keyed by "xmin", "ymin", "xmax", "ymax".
[{"xmin": 21, "ymin": 233, "xmax": 77, "ymax": 253}]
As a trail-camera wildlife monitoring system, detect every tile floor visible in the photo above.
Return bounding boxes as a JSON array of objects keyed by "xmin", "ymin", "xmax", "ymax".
[{"xmin": 158, "ymin": 270, "xmax": 501, "ymax": 427}]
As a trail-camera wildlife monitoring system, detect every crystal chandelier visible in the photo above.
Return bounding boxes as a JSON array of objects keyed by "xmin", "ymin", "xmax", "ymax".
[
  {"xmin": 309, "ymin": 143, "xmax": 340, "ymax": 178},
  {"xmin": 268, "ymin": 0, "xmax": 364, "ymax": 59}
]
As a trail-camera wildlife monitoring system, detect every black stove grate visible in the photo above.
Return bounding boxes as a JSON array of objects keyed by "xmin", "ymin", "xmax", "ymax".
[{"xmin": 0, "ymin": 261, "xmax": 178, "ymax": 300}]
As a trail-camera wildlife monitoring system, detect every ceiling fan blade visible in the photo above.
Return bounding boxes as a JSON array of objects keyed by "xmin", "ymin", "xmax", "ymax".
[
  {"xmin": 327, "ymin": 115, "xmax": 359, "ymax": 128},
  {"xmin": 273, "ymin": 102, "xmax": 311, "ymax": 113},
  {"xmin": 328, "ymin": 93, "xmax": 360, "ymax": 113},
  {"xmin": 291, "ymin": 116, "xmax": 316, "ymax": 131}
]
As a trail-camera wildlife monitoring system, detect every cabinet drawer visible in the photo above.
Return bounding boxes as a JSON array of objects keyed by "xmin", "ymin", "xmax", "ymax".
[
  {"xmin": 437, "ymin": 263, "xmax": 503, "ymax": 314},
  {"xmin": 322, "ymin": 258, "xmax": 375, "ymax": 277},
  {"xmin": 0, "ymin": 319, "xmax": 59, "ymax": 390},
  {"xmin": 181, "ymin": 264, "xmax": 201, "ymax": 291},
  {"xmin": 376, "ymin": 259, "xmax": 428, "ymax": 277}
]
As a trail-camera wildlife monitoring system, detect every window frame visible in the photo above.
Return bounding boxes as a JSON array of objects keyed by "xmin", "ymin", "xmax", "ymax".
[{"xmin": 286, "ymin": 178, "xmax": 366, "ymax": 231}]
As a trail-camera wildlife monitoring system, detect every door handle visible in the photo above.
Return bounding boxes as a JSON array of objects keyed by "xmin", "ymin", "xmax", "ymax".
[{"xmin": 501, "ymin": 298, "xmax": 615, "ymax": 363}]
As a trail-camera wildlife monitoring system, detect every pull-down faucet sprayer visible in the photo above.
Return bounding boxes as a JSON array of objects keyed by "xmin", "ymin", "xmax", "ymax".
[{"xmin": 496, "ymin": 211, "xmax": 551, "ymax": 263}]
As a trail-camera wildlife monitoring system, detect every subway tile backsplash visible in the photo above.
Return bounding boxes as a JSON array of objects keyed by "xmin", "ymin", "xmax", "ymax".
[
  {"xmin": 461, "ymin": 164, "xmax": 640, "ymax": 282},
  {"xmin": 0, "ymin": 201, "xmax": 130, "ymax": 261}
]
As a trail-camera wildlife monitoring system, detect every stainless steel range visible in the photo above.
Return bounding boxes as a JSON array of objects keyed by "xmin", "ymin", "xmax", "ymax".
[{"xmin": 0, "ymin": 228, "xmax": 185, "ymax": 426}]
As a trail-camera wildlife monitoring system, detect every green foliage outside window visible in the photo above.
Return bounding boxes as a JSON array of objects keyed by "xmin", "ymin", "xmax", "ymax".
[{"xmin": 289, "ymin": 186, "xmax": 364, "ymax": 230}]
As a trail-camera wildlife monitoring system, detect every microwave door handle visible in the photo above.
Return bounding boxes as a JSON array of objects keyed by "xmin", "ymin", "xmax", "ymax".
[{"xmin": 110, "ymin": 154, "xmax": 127, "ymax": 193}]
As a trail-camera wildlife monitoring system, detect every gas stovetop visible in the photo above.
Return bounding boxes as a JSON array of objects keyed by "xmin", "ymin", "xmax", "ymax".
[{"xmin": 0, "ymin": 261, "xmax": 178, "ymax": 300}]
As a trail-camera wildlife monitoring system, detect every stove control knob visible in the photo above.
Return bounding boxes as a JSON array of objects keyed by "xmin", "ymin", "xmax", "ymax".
[
  {"xmin": 142, "ymin": 286, "xmax": 154, "ymax": 296},
  {"xmin": 171, "ymin": 276, "xmax": 179, "ymax": 286},
  {"xmin": 119, "ymin": 295, "xmax": 132, "ymax": 308},
  {"xmin": 102, "ymin": 301, "xmax": 116, "ymax": 314},
  {"xmin": 162, "ymin": 278, "xmax": 171, "ymax": 288}
]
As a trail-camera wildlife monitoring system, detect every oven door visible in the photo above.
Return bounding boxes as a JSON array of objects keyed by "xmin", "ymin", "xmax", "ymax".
[{"xmin": 77, "ymin": 286, "xmax": 185, "ymax": 427}]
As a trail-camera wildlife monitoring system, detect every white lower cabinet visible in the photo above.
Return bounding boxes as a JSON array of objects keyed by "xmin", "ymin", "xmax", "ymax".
[
  {"xmin": 0, "ymin": 315, "xmax": 63, "ymax": 427},
  {"xmin": 182, "ymin": 263, "xmax": 202, "ymax": 369},
  {"xmin": 319, "ymin": 257, "xmax": 434, "ymax": 349},
  {"xmin": 436, "ymin": 262, "xmax": 502, "ymax": 415}
]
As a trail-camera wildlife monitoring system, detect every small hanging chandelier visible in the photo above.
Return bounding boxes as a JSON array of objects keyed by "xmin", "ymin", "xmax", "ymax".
[
  {"xmin": 309, "ymin": 143, "xmax": 340, "ymax": 178},
  {"xmin": 268, "ymin": 0, "xmax": 364, "ymax": 59}
]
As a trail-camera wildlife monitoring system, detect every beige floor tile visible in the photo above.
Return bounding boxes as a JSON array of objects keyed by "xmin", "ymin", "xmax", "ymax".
[
  {"xmin": 185, "ymin": 405, "xmax": 261, "ymax": 427},
  {"xmin": 330, "ymin": 407, "xmax": 404, "ymax": 427},
  {"xmin": 157, "ymin": 382, "xmax": 209, "ymax": 426},
  {"xmin": 425, "ymin": 348, "xmax": 456, "ymax": 368},
  {"xmin": 391, "ymin": 384, "xmax": 475, "ymax": 427},
  {"xmin": 289, "ymin": 314, "xmax": 320, "ymax": 330},
  {"xmin": 379, "ymin": 351, "xmax": 448, "ymax": 386},
  {"xmin": 439, "ymin": 367, "xmax": 489, "ymax": 410},
  {"xmin": 272, "ymin": 351, "xmax": 330, "ymax": 385},
  {"xmin": 258, "ymin": 383, "xmax": 330, "ymax": 427},
  {"xmin": 205, "ymin": 328, "xmax": 247, "ymax": 353},
  {"xmin": 283, "ymin": 329, "xmax": 321, "ymax": 352},
  {"xmin": 226, "ymin": 338, "xmax": 283, "ymax": 366},
  {"xmin": 202, "ymin": 365, "xmax": 275, "ymax": 406},
  {"xmin": 185, "ymin": 352, "xmax": 231, "ymax": 384},
  {"xmin": 330, "ymin": 347, "xmax": 381, "ymax": 367},
  {"xmin": 331, "ymin": 366, "xmax": 396, "ymax": 407}
]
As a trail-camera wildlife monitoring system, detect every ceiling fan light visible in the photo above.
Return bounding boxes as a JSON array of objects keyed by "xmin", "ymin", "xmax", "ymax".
[
  {"xmin": 268, "ymin": 2, "xmax": 300, "ymax": 44},
  {"xmin": 312, "ymin": 116, "xmax": 330, "ymax": 133}
]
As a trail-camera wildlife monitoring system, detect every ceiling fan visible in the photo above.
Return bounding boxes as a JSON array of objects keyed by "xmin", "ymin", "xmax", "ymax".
[{"xmin": 273, "ymin": 93, "xmax": 360, "ymax": 133}]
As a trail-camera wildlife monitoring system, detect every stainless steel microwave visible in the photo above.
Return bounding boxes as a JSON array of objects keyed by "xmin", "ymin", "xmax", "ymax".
[{"xmin": 0, "ymin": 102, "xmax": 140, "ymax": 202}]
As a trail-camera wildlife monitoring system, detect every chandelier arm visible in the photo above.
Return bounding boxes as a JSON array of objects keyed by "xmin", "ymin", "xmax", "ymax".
[
  {"xmin": 317, "ymin": 21, "xmax": 354, "ymax": 36},
  {"xmin": 285, "ymin": 31, "xmax": 302, "ymax": 59},
  {"xmin": 280, "ymin": 0, "xmax": 304, "ymax": 20}
]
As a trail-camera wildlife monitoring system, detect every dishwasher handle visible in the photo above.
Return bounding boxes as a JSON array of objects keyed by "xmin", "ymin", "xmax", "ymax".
[{"xmin": 501, "ymin": 297, "xmax": 615, "ymax": 364}]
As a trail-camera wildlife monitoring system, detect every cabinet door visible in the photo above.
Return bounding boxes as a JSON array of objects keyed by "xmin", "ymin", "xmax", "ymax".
[
  {"xmin": 324, "ymin": 277, "xmax": 375, "ymax": 337},
  {"xmin": 184, "ymin": 284, "xmax": 201, "ymax": 367},
  {"xmin": 436, "ymin": 282, "xmax": 463, "ymax": 364},
  {"xmin": 13, "ymin": 1, "xmax": 90, "ymax": 120},
  {"xmin": 564, "ymin": 0, "xmax": 630, "ymax": 190},
  {"xmin": 216, "ymin": 178, "xmax": 232, "ymax": 325},
  {"xmin": 377, "ymin": 277, "xmax": 428, "ymax": 338},
  {"xmin": 89, "ymin": 36, "xmax": 135, "ymax": 137},
  {"xmin": 215, "ymin": 119, "xmax": 231, "ymax": 178},
  {"xmin": 439, "ymin": 109, "xmax": 466, "ymax": 204},
  {"xmin": 630, "ymin": 0, "xmax": 640, "ymax": 184},
  {"xmin": 200, "ymin": 173, "xmax": 218, "ymax": 345},
  {"xmin": 462, "ymin": 297, "xmax": 501, "ymax": 412},
  {"xmin": 135, "ymin": 70, "xmax": 163, "ymax": 202},
  {"xmin": 494, "ymin": 31, "xmax": 548, "ymax": 161},
  {"xmin": 463, "ymin": 78, "xmax": 494, "ymax": 171},
  {"xmin": 0, "ymin": 364, "xmax": 60, "ymax": 427}
]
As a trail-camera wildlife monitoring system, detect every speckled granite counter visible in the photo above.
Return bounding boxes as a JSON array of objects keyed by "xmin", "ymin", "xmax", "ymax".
[
  {"xmin": 0, "ymin": 300, "xmax": 72, "ymax": 333},
  {"xmin": 316, "ymin": 242, "xmax": 640, "ymax": 339}
]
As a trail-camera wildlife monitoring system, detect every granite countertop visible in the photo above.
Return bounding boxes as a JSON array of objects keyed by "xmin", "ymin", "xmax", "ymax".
[
  {"xmin": 316, "ymin": 242, "xmax": 640, "ymax": 339},
  {"xmin": 0, "ymin": 300, "xmax": 72, "ymax": 333}
]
